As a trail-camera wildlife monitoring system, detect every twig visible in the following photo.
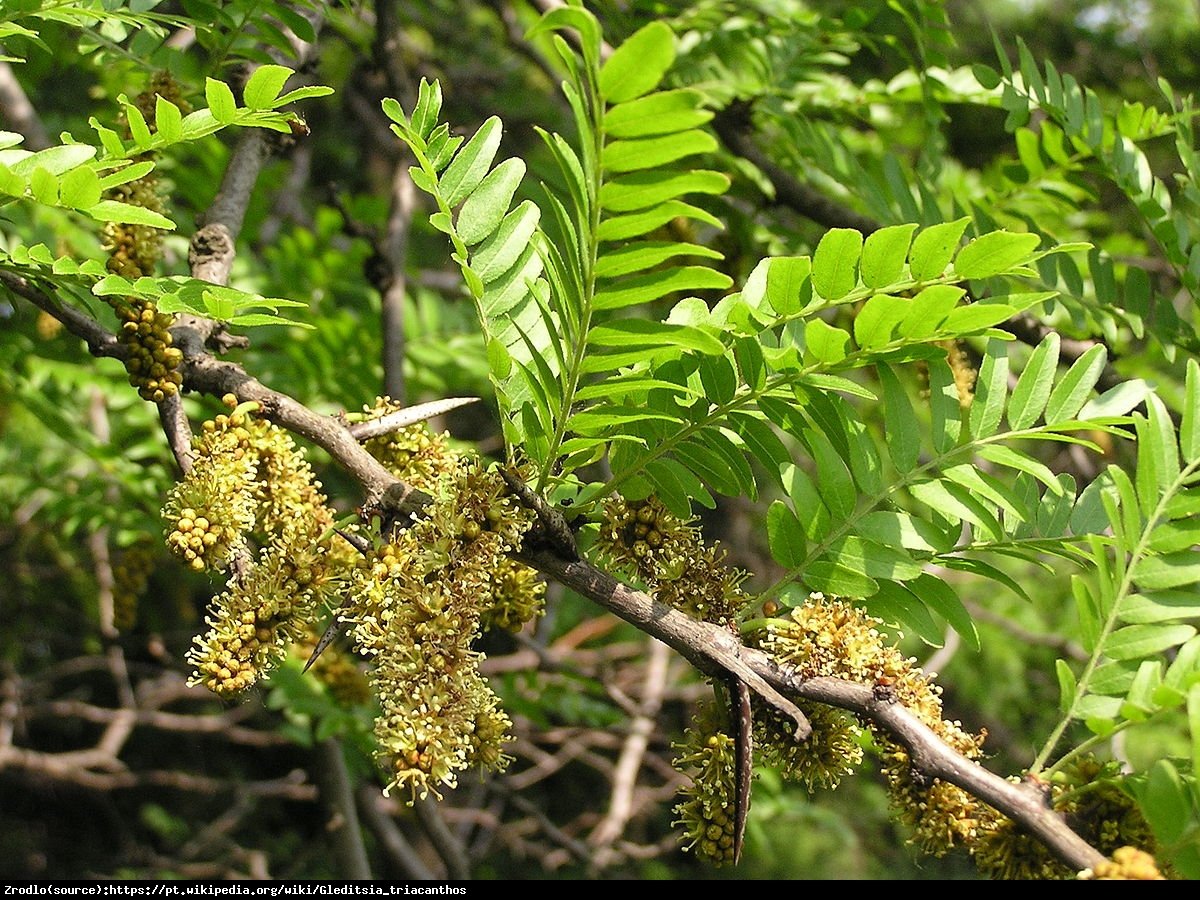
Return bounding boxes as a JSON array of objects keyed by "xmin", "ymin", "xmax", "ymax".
[
  {"xmin": 415, "ymin": 795, "xmax": 471, "ymax": 879},
  {"xmin": 524, "ymin": 548, "xmax": 1107, "ymax": 874},
  {"xmin": 28, "ymin": 700, "xmax": 289, "ymax": 748},
  {"xmin": 963, "ymin": 598, "xmax": 1089, "ymax": 661},
  {"xmin": 157, "ymin": 393, "xmax": 195, "ymax": 474},
  {"xmin": 493, "ymin": 782, "xmax": 594, "ymax": 865},
  {"xmin": 356, "ymin": 787, "xmax": 437, "ymax": 880},
  {"xmin": 589, "ymin": 639, "xmax": 670, "ymax": 852},
  {"xmin": 0, "ymin": 60, "xmax": 51, "ymax": 150},
  {"xmin": 380, "ymin": 164, "xmax": 415, "ymax": 401},
  {"xmin": 712, "ymin": 104, "xmax": 883, "ymax": 235},
  {"xmin": 0, "ymin": 271, "xmax": 125, "ymax": 360},
  {"xmin": 312, "ymin": 739, "xmax": 372, "ymax": 880}
]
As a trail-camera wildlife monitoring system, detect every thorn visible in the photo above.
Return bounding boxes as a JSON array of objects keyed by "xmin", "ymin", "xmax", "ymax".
[
  {"xmin": 728, "ymin": 677, "xmax": 754, "ymax": 866},
  {"xmin": 335, "ymin": 528, "xmax": 371, "ymax": 555}
]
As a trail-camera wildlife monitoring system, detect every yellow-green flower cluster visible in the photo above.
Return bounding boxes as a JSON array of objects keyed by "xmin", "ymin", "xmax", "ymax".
[
  {"xmin": 195, "ymin": 402, "xmax": 334, "ymax": 543},
  {"xmin": 754, "ymin": 593, "xmax": 988, "ymax": 855},
  {"xmin": 597, "ymin": 496, "xmax": 746, "ymax": 630},
  {"xmin": 673, "ymin": 707, "xmax": 739, "ymax": 866},
  {"xmin": 187, "ymin": 539, "xmax": 334, "ymax": 696},
  {"xmin": 108, "ymin": 297, "xmax": 184, "ymax": 403},
  {"xmin": 754, "ymin": 699, "xmax": 864, "ymax": 791},
  {"xmin": 343, "ymin": 458, "xmax": 534, "ymax": 798},
  {"xmin": 163, "ymin": 447, "xmax": 256, "ymax": 572},
  {"xmin": 481, "ymin": 557, "xmax": 546, "ymax": 633},
  {"xmin": 102, "ymin": 73, "xmax": 189, "ymax": 401},
  {"xmin": 112, "ymin": 539, "xmax": 157, "ymax": 632},
  {"xmin": 179, "ymin": 397, "xmax": 350, "ymax": 696},
  {"xmin": 1082, "ymin": 846, "xmax": 1166, "ymax": 880},
  {"xmin": 972, "ymin": 756, "xmax": 1164, "ymax": 880},
  {"xmin": 361, "ymin": 399, "xmax": 460, "ymax": 491}
]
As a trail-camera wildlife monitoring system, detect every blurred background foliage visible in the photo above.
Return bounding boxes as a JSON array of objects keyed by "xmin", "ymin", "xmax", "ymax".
[{"xmin": 1, "ymin": 0, "xmax": 1198, "ymax": 880}]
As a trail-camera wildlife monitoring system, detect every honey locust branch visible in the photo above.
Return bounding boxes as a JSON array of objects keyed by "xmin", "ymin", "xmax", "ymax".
[{"xmin": 12, "ymin": 274, "xmax": 1105, "ymax": 876}]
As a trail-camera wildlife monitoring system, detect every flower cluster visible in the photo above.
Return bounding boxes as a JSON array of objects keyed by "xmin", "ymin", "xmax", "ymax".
[
  {"xmin": 1082, "ymin": 846, "xmax": 1165, "ymax": 880},
  {"xmin": 341, "ymin": 457, "xmax": 537, "ymax": 798},
  {"xmin": 972, "ymin": 756, "xmax": 1163, "ymax": 879},
  {"xmin": 673, "ymin": 706, "xmax": 739, "ymax": 866},
  {"xmin": 163, "ymin": 444, "xmax": 257, "ymax": 572},
  {"xmin": 481, "ymin": 557, "xmax": 547, "ymax": 633},
  {"xmin": 188, "ymin": 539, "xmax": 336, "ymax": 696},
  {"xmin": 102, "ymin": 74, "xmax": 189, "ymax": 402},
  {"xmin": 112, "ymin": 539, "xmax": 157, "ymax": 632},
  {"xmin": 108, "ymin": 297, "xmax": 184, "ymax": 403},
  {"xmin": 361, "ymin": 399, "xmax": 460, "ymax": 491},
  {"xmin": 597, "ymin": 496, "xmax": 746, "ymax": 630},
  {"xmin": 754, "ymin": 698, "xmax": 864, "ymax": 792},
  {"xmin": 178, "ymin": 397, "xmax": 347, "ymax": 695},
  {"xmin": 754, "ymin": 593, "xmax": 988, "ymax": 855}
]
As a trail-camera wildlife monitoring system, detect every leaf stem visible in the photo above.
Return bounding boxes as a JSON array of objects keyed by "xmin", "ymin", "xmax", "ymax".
[{"xmin": 1029, "ymin": 454, "xmax": 1200, "ymax": 775}]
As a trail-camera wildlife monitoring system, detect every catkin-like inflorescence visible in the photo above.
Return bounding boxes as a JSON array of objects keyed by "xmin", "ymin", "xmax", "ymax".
[
  {"xmin": 597, "ymin": 496, "xmax": 746, "ymax": 630},
  {"xmin": 481, "ymin": 557, "xmax": 546, "ymax": 633},
  {"xmin": 752, "ymin": 593, "xmax": 989, "ymax": 856},
  {"xmin": 182, "ymin": 398, "xmax": 349, "ymax": 696},
  {"xmin": 972, "ymin": 755, "xmax": 1164, "ymax": 880},
  {"xmin": 187, "ymin": 540, "xmax": 335, "ymax": 696},
  {"xmin": 340, "ymin": 457, "xmax": 535, "ymax": 799},
  {"xmin": 754, "ymin": 698, "xmax": 864, "ymax": 791},
  {"xmin": 108, "ymin": 296, "xmax": 184, "ymax": 402},
  {"xmin": 112, "ymin": 539, "xmax": 157, "ymax": 632},
  {"xmin": 163, "ymin": 450, "xmax": 257, "ymax": 572},
  {"xmin": 673, "ymin": 707, "xmax": 739, "ymax": 866},
  {"xmin": 103, "ymin": 74, "xmax": 190, "ymax": 402},
  {"xmin": 361, "ymin": 399, "xmax": 460, "ymax": 491}
]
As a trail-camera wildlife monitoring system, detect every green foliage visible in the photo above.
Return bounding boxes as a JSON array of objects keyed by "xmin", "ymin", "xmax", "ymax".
[{"xmin": 4, "ymin": 0, "xmax": 1200, "ymax": 882}]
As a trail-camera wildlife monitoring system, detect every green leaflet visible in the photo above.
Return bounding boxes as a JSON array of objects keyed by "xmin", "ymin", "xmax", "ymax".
[
  {"xmin": 954, "ymin": 230, "xmax": 1041, "ymax": 279},
  {"xmin": 599, "ymin": 169, "xmax": 729, "ymax": 213},
  {"xmin": 602, "ymin": 131, "xmax": 719, "ymax": 174},
  {"xmin": 440, "ymin": 117, "xmax": 503, "ymax": 208},
  {"xmin": 1008, "ymin": 333, "xmax": 1060, "ymax": 430},
  {"xmin": 593, "ymin": 241, "xmax": 723, "ymax": 279},
  {"xmin": 457, "ymin": 158, "xmax": 526, "ymax": 246},
  {"xmin": 598, "ymin": 21, "xmax": 675, "ymax": 103},
  {"xmin": 860, "ymin": 224, "xmax": 917, "ymax": 289},
  {"xmin": 811, "ymin": 228, "xmax": 863, "ymax": 300},
  {"xmin": 605, "ymin": 90, "xmax": 712, "ymax": 138},
  {"xmin": 909, "ymin": 217, "xmax": 970, "ymax": 281}
]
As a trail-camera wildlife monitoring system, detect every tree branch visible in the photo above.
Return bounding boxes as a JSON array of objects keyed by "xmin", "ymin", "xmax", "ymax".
[
  {"xmin": 356, "ymin": 787, "xmax": 437, "ymax": 879},
  {"xmin": 414, "ymin": 795, "xmax": 471, "ymax": 880},
  {"xmin": 312, "ymin": 739, "xmax": 372, "ymax": 880},
  {"xmin": 521, "ymin": 548, "xmax": 1107, "ymax": 874},
  {"xmin": 0, "ymin": 60, "xmax": 51, "ymax": 150},
  {"xmin": 712, "ymin": 104, "xmax": 883, "ymax": 235},
  {"xmin": 0, "ymin": 271, "xmax": 125, "ymax": 360}
]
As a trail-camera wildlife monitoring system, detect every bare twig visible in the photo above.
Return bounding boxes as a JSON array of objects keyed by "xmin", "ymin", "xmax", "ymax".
[
  {"xmin": 312, "ymin": 739, "xmax": 372, "ymax": 880},
  {"xmin": 356, "ymin": 787, "xmax": 437, "ymax": 879},
  {"xmin": 590, "ymin": 639, "xmax": 670, "ymax": 852},
  {"xmin": 380, "ymin": 165, "xmax": 415, "ymax": 401},
  {"xmin": 27, "ymin": 700, "xmax": 289, "ymax": 748},
  {"xmin": 963, "ymin": 598, "xmax": 1089, "ymax": 661},
  {"xmin": 0, "ymin": 60, "xmax": 51, "ymax": 150},
  {"xmin": 415, "ymin": 795, "xmax": 471, "ymax": 879},
  {"xmin": 157, "ymin": 393, "xmax": 195, "ymax": 474}
]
